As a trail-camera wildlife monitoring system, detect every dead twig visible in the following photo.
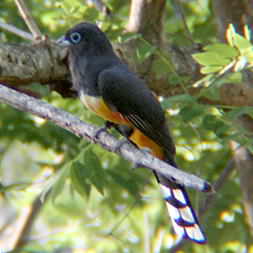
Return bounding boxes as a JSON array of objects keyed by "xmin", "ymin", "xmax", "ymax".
[
  {"xmin": 14, "ymin": 0, "xmax": 42, "ymax": 39},
  {"xmin": 0, "ymin": 21, "xmax": 33, "ymax": 41},
  {"xmin": 171, "ymin": 0, "xmax": 195, "ymax": 43},
  {"xmin": 9, "ymin": 191, "xmax": 50, "ymax": 251},
  {"xmin": 200, "ymin": 159, "xmax": 234, "ymax": 214}
]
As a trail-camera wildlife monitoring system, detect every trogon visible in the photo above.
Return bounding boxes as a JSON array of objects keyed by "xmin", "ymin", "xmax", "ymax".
[{"xmin": 58, "ymin": 22, "xmax": 206, "ymax": 244}]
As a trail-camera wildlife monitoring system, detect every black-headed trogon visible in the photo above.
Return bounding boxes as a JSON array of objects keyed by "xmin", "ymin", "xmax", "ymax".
[{"xmin": 58, "ymin": 22, "xmax": 206, "ymax": 244}]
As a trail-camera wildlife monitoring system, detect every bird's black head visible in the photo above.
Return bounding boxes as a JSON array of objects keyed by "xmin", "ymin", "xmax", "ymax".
[{"xmin": 58, "ymin": 22, "xmax": 114, "ymax": 56}]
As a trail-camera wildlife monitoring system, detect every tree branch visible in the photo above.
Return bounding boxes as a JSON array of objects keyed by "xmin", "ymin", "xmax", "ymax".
[
  {"xmin": 0, "ymin": 42, "xmax": 69, "ymax": 86},
  {"xmin": 0, "ymin": 18, "xmax": 253, "ymax": 107},
  {"xmin": 231, "ymin": 142, "xmax": 253, "ymax": 236},
  {"xmin": 0, "ymin": 83, "xmax": 211, "ymax": 193},
  {"xmin": 124, "ymin": 0, "xmax": 167, "ymax": 80},
  {"xmin": 126, "ymin": 0, "xmax": 165, "ymax": 43}
]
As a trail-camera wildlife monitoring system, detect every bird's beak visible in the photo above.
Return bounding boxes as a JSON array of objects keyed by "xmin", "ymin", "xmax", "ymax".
[{"xmin": 56, "ymin": 36, "xmax": 71, "ymax": 46}]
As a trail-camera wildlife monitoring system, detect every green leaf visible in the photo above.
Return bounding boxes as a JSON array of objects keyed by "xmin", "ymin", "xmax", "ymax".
[
  {"xmin": 201, "ymin": 65, "xmax": 223, "ymax": 74},
  {"xmin": 80, "ymin": 147, "xmax": 106, "ymax": 195},
  {"xmin": 44, "ymin": 163, "xmax": 71, "ymax": 203},
  {"xmin": 179, "ymin": 104, "xmax": 206, "ymax": 122},
  {"xmin": 233, "ymin": 33, "xmax": 252, "ymax": 51},
  {"xmin": 202, "ymin": 114, "xmax": 230, "ymax": 137},
  {"xmin": 226, "ymin": 107, "xmax": 253, "ymax": 120},
  {"xmin": 204, "ymin": 43, "xmax": 238, "ymax": 59},
  {"xmin": 193, "ymin": 52, "xmax": 231, "ymax": 66},
  {"xmin": 70, "ymin": 160, "xmax": 91, "ymax": 197},
  {"xmin": 202, "ymin": 115, "xmax": 220, "ymax": 131},
  {"xmin": 136, "ymin": 41, "xmax": 157, "ymax": 63},
  {"xmin": 201, "ymin": 83, "xmax": 221, "ymax": 100},
  {"xmin": 108, "ymin": 170, "xmax": 138, "ymax": 196},
  {"xmin": 162, "ymin": 94, "xmax": 196, "ymax": 108}
]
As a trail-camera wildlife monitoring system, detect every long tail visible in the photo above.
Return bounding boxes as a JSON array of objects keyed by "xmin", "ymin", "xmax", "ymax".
[
  {"xmin": 113, "ymin": 124, "xmax": 206, "ymax": 243},
  {"xmin": 156, "ymin": 172, "xmax": 207, "ymax": 244}
]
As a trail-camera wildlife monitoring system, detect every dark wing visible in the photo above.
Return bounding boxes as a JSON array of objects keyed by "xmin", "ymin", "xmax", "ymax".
[{"xmin": 98, "ymin": 65, "xmax": 175, "ymax": 156}]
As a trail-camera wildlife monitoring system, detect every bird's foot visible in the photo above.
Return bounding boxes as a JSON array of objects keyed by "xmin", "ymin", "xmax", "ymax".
[
  {"xmin": 113, "ymin": 138, "xmax": 133, "ymax": 153},
  {"xmin": 94, "ymin": 121, "xmax": 114, "ymax": 140},
  {"xmin": 133, "ymin": 147, "xmax": 152, "ymax": 169}
]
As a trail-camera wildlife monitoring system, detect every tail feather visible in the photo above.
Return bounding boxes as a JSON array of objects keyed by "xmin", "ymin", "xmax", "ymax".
[{"xmin": 159, "ymin": 182, "xmax": 207, "ymax": 244}]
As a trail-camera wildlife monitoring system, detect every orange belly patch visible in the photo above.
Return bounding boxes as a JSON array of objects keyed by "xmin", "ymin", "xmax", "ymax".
[
  {"xmin": 80, "ymin": 93, "xmax": 165, "ymax": 160},
  {"xmin": 130, "ymin": 128, "xmax": 164, "ymax": 160},
  {"xmin": 80, "ymin": 94, "xmax": 129, "ymax": 125}
]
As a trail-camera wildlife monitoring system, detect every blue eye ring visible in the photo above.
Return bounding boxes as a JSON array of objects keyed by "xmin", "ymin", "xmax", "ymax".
[{"xmin": 70, "ymin": 32, "xmax": 82, "ymax": 44}]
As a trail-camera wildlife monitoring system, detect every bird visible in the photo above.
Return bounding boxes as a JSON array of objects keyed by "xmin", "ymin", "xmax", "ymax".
[{"xmin": 57, "ymin": 22, "xmax": 207, "ymax": 244}]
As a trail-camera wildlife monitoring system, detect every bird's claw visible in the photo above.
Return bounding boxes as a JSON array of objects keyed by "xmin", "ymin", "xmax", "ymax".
[
  {"xmin": 94, "ymin": 121, "xmax": 114, "ymax": 140},
  {"xmin": 113, "ymin": 138, "xmax": 131, "ymax": 153}
]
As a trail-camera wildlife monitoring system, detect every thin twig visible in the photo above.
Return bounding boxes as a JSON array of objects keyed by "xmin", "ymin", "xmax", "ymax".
[
  {"xmin": 8, "ymin": 191, "xmax": 51, "ymax": 252},
  {"xmin": 109, "ymin": 199, "xmax": 139, "ymax": 236},
  {"xmin": 14, "ymin": 0, "xmax": 42, "ymax": 39},
  {"xmin": 107, "ymin": 199, "xmax": 139, "ymax": 246},
  {"xmin": 2, "ymin": 167, "xmax": 53, "ymax": 251},
  {"xmin": 0, "ymin": 21, "xmax": 33, "ymax": 41},
  {"xmin": 171, "ymin": 0, "xmax": 195, "ymax": 43},
  {"xmin": 0, "ymin": 84, "xmax": 212, "ymax": 193},
  {"xmin": 200, "ymin": 159, "xmax": 234, "ymax": 213},
  {"xmin": 193, "ymin": 60, "xmax": 236, "ymax": 89}
]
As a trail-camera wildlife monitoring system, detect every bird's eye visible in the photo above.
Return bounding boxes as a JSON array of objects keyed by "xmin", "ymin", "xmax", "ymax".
[{"xmin": 70, "ymin": 32, "xmax": 82, "ymax": 44}]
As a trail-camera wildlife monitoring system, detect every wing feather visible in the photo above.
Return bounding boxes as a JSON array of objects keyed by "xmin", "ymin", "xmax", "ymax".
[{"xmin": 98, "ymin": 65, "xmax": 175, "ymax": 154}]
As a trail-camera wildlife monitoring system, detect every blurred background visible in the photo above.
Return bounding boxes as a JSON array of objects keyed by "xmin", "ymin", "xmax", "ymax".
[{"xmin": 0, "ymin": 0, "xmax": 253, "ymax": 252}]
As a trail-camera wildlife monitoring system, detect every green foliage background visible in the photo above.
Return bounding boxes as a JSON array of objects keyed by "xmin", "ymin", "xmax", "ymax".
[{"xmin": 0, "ymin": 0, "xmax": 253, "ymax": 252}]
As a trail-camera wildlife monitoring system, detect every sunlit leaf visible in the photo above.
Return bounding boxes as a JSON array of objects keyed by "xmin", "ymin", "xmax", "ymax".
[
  {"xmin": 204, "ymin": 43, "xmax": 238, "ymax": 58},
  {"xmin": 193, "ymin": 52, "xmax": 231, "ymax": 66}
]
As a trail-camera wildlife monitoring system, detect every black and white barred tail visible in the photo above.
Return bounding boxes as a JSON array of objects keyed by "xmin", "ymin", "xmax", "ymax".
[{"xmin": 159, "ymin": 178, "xmax": 206, "ymax": 244}]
